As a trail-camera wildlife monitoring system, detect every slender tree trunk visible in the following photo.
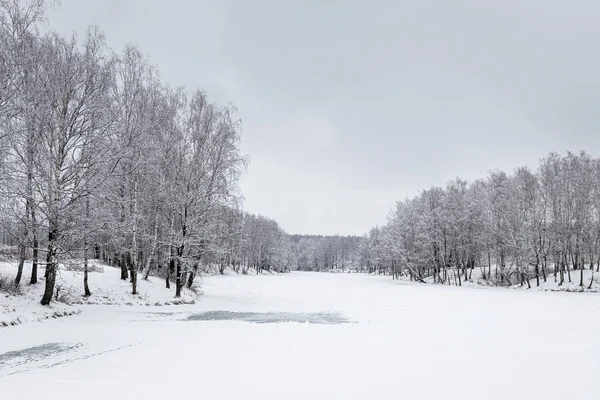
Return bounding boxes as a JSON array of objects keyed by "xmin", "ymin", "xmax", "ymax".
[
  {"xmin": 120, "ymin": 252, "xmax": 128, "ymax": 280},
  {"xmin": 175, "ymin": 254, "xmax": 182, "ymax": 297},
  {"xmin": 15, "ymin": 201, "xmax": 30, "ymax": 286},
  {"xmin": 166, "ymin": 257, "xmax": 172, "ymax": 289},
  {"xmin": 27, "ymin": 129, "xmax": 38, "ymax": 285},
  {"xmin": 579, "ymin": 255, "xmax": 584, "ymax": 287},
  {"xmin": 15, "ymin": 244, "xmax": 25, "ymax": 286},
  {"xmin": 500, "ymin": 251, "xmax": 505, "ymax": 284},
  {"xmin": 175, "ymin": 231, "xmax": 186, "ymax": 297},
  {"xmin": 187, "ymin": 263, "xmax": 198, "ymax": 289},
  {"xmin": 166, "ymin": 215, "xmax": 174, "ymax": 289},
  {"xmin": 143, "ymin": 213, "xmax": 159, "ymax": 280},
  {"xmin": 519, "ymin": 265, "xmax": 524, "ymax": 287},
  {"xmin": 119, "ymin": 252, "xmax": 128, "ymax": 280},
  {"xmin": 41, "ymin": 224, "xmax": 58, "ymax": 305},
  {"xmin": 468, "ymin": 262, "xmax": 473, "ymax": 280},
  {"xmin": 566, "ymin": 247, "xmax": 572, "ymax": 283},
  {"xmin": 83, "ymin": 197, "xmax": 91, "ymax": 297},
  {"xmin": 542, "ymin": 256, "xmax": 547, "ymax": 283},
  {"xmin": 30, "ymin": 206, "xmax": 38, "ymax": 284},
  {"xmin": 130, "ymin": 180, "xmax": 139, "ymax": 295},
  {"xmin": 119, "ymin": 179, "xmax": 128, "ymax": 280},
  {"xmin": 83, "ymin": 256, "xmax": 91, "ymax": 297},
  {"xmin": 559, "ymin": 258, "xmax": 565, "ymax": 286},
  {"xmin": 165, "ymin": 261, "xmax": 171, "ymax": 289}
]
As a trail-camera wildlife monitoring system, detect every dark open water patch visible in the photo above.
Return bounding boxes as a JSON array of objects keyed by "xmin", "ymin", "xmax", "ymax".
[{"xmin": 187, "ymin": 311, "xmax": 349, "ymax": 325}]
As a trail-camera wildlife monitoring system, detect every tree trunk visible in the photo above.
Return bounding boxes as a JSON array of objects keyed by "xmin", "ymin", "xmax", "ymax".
[
  {"xmin": 119, "ymin": 178, "xmax": 128, "ymax": 280},
  {"xmin": 166, "ymin": 215, "xmax": 175, "ymax": 289},
  {"xmin": 130, "ymin": 180, "xmax": 139, "ymax": 295},
  {"xmin": 519, "ymin": 265, "xmax": 524, "ymax": 287},
  {"xmin": 566, "ymin": 250, "xmax": 572, "ymax": 283},
  {"xmin": 175, "ymin": 258, "xmax": 182, "ymax": 297},
  {"xmin": 542, "ymin": 257, "xmax": 547, "ymax": 283},
  {"xmin": 500, "ymin": 251, "xmax": 505, "ymax": 284},
  {"xmin": 120, "ymin": 252, "xmax": 128, "ymax": 280},
  {"xmin": 559, "ymin": 259, "xmax": 565, "ymax": 286},
  {"xmin": 83, "ymin": 250, "xmax": 91, "ymax": 297},
  {"xmin": 15, "ymin": 246, "xmax": 25, "ymax": 286},
  {"xmin": 468, "ymin": 262, "xmax": 473, "ymax": 280},
  {"xmin": 187, "ymin": 263, "xmax": 198, "ymax": 289},
  {"xmin": 30, "ymin": 219, "xmax": 38, "ymax": 284},
  {"xmin": 166, "ymin": 260, "xmax": 171, "ymax": 289},
  {"xmin": 83, "ymin": 196, "xmax": 91, "ymax": 297},
  {"xmin": 27, "ymin": 131, "xmax": 38, "ymax": 285},
  {"xmin": 579, "ymin": 255, "xmax": 584, "ymax": 287},
  {"xmin": 175, "ymin": 244, "xmax": 184, "ymax": 298},
  {"xmin": 143, "ymin": 214, "xmax": 159, "ymax": 280},
  {"xmin": 41, "ymin": 225, "xmax": 58, "ymax": 305},
  {"xmin": 15, "ymin": 201, "xmax": 30, "ymax": 286},
  {"xmin": 130, "ymin": 253, "xmax": 137, "ymax": 295}
]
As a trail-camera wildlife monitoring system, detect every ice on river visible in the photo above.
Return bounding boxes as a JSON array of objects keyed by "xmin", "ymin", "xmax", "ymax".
[{"xmin": 1, "ymin": 272, "xmax": 599, "ymax": 399}]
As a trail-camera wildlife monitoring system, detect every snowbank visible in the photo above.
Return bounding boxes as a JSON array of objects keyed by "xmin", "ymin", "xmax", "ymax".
[
  {"xmin": 0, "ymin": 292, "xmax": 80, "ymax": 328},
  {"xmin": 0, "ymin": 260, "xmax": 199, "ymax": 328}
]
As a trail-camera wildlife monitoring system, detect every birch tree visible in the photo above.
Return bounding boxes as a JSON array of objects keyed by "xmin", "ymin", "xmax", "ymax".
[{"xmin": 34, "ymin": 29, "xmax": 115, "ymax": 305}]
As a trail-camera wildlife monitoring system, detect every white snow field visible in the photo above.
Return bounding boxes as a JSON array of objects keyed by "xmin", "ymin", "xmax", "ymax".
[{"xmin": 1, "ymin": 272, "xmax": 599, "ymax": 400}]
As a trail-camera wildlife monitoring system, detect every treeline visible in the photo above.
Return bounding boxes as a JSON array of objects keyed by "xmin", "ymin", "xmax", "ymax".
[
  {"xmin": 361, "ymin": 151, "xmax": 600, "ymax": 288},
  {"xmin": 210, "ymin": 211, "xmax": 292, "ymax": 275},
  {"xmin": 0, "ymin": 1, "xmax": 292, "ymax": 304},
  {"xmin": 289, "ymin": 235, "xmax": 362, "ymax": 271}
]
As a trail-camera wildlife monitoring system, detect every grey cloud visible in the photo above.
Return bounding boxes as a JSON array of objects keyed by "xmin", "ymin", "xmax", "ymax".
[{"xmin": 48, "ymin": 0, "xmax": 600, "ymax": 234}]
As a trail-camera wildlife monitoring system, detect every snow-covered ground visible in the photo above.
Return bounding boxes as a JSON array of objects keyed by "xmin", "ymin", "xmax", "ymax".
[
  {"xmin": 1, "ymin": 272, "xmax": 599, "ymax": 399},
  {"xmin": 0, "ymin": 261, "xmax": 197, "ymax": 327},
  {"xmin": 398, "ymin": 264, "xmax": 600, "ymax": 292}
]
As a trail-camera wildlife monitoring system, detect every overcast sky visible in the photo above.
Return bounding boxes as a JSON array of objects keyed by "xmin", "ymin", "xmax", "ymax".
[{"xmin": 47, "ymin": 0, "xmax": 600, "ymax": 235}]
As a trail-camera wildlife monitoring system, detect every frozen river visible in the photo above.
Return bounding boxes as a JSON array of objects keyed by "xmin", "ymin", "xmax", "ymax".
[{"xmin": 1, "ymin": 272, "xmax": 599, "ymax": 399}]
